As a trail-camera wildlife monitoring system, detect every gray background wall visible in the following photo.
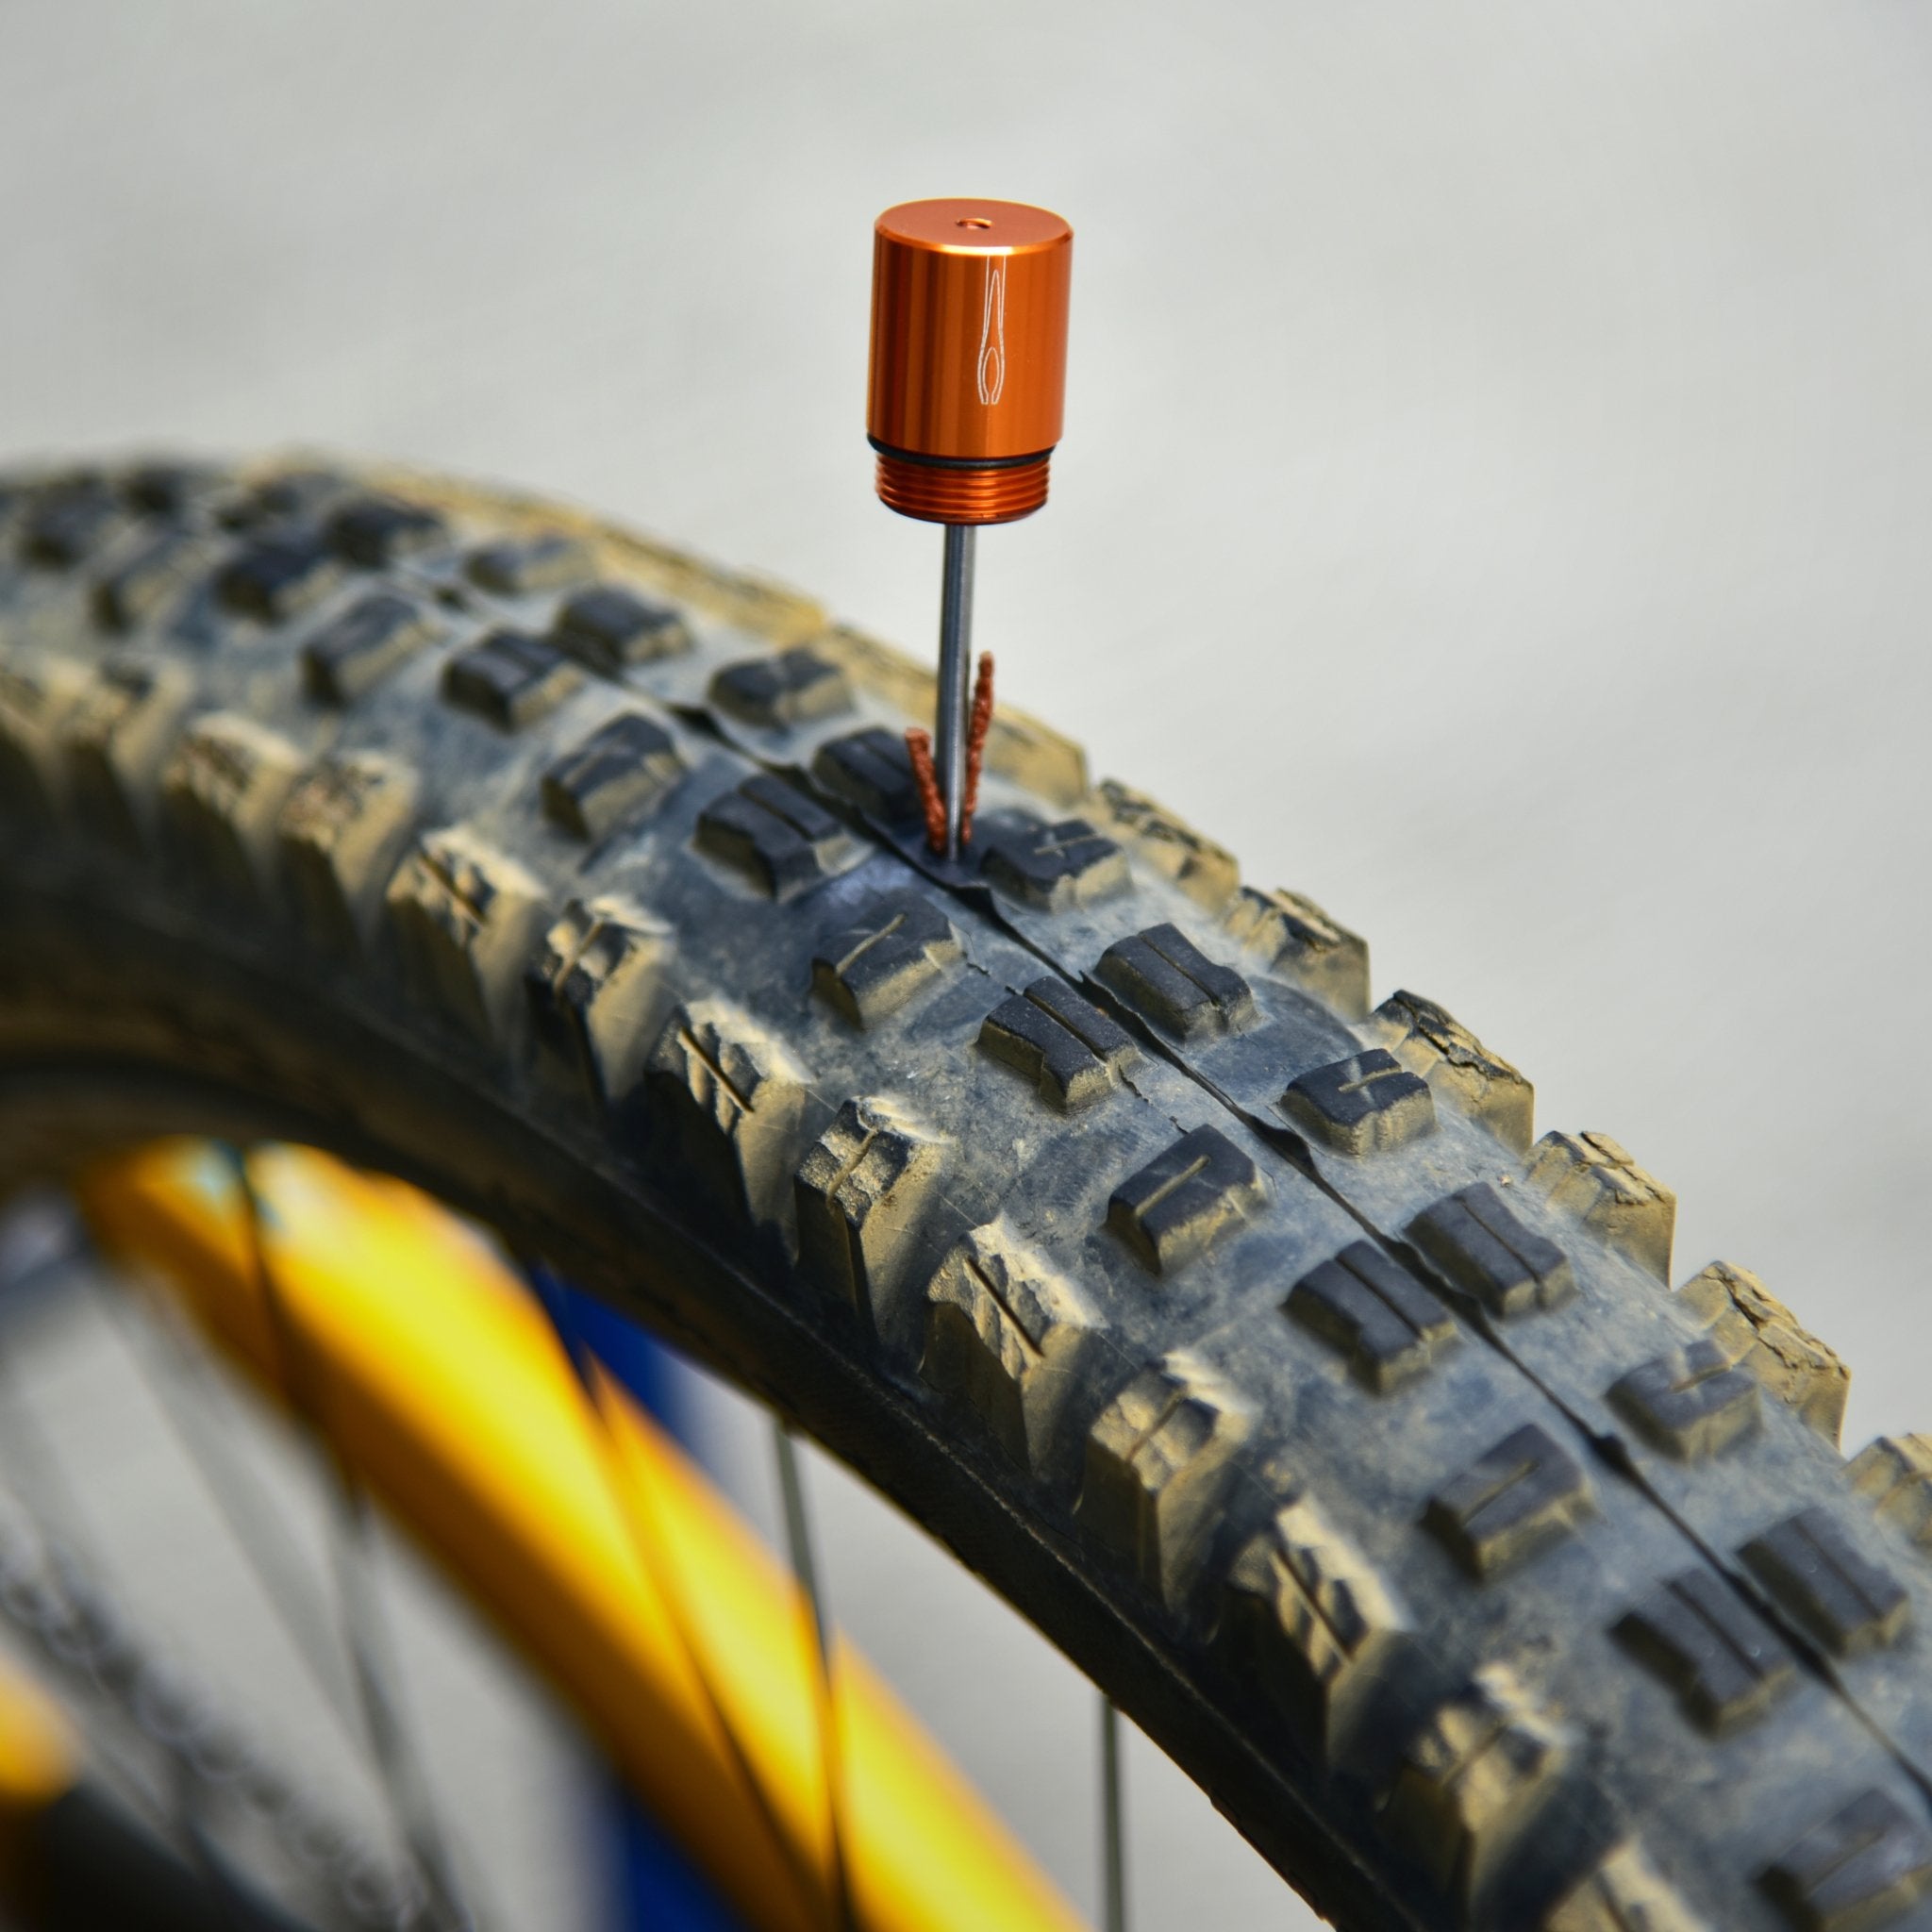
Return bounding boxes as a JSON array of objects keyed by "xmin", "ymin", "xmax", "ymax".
[{"xmin": 3, "ymin": 3, "xmax": 1930, "ymax": 1925}]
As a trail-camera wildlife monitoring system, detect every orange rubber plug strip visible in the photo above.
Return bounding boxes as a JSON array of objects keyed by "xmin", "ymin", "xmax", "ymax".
[{"xmin": 78, "ymin": 1141, "xmax": 1084, "ymax": 1932}]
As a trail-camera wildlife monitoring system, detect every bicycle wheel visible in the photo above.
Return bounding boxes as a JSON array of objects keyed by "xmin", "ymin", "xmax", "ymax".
[
  {"xmin": 70, "ymin": 1134, "xmax": 1088, "ymax": 1932},
  {"xmin": 0, "ymin": 453, "xmax": 1925, "ymax": 1932}
]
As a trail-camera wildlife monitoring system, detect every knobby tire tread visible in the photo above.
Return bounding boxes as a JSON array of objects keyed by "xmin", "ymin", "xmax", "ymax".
[{"xmin": 0, "ymin": 457, "xmax": 1924, "ymax": 1932}]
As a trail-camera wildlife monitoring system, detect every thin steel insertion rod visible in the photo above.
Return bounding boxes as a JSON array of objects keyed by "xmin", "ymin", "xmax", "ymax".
[
  {"xmin": 1101, "ymin": 1694, "xmax": 1128, "ymax": 1932},
  {"xmin": 935, "ymin": 522, "xmax": 977, "ymax": 860}
]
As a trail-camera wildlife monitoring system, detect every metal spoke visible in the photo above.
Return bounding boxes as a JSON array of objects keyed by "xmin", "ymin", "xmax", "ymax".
[
  {"xmin": 0, "ymin": 1225, "xmax": 179, "ymax": 1844},
  {"xmin": 0, "ymin": 1226, "xmax": 337, "ymax": 1914},
  {"xmin": 0, "ymin": 1359, "xmax": 181, "ymax": 1842},
  {"xmin": 326, "ymin": 1487, "xmax": 473, "ymax": 1932},
  {"xmin": 88, "ymin": 1262, "xmax": 359, "ymax": 1728},
  {"xmin": 526, "ymin": 1263, "xmax": 829, "ymax": 1925},
  {"xmin": 1101, "ymin": 1694, "xmax": 1128, "ymax": 1932},
  {"xmin": 164, "ymin": 1756, "xmax": 247, "ymax": 1932},
  {"xmin": 0, "ymin": 1475, "xmax": 422, "ymax": 1927},
  {"xmin": 771, "ymin": 1419, "xmax": 856, "ymax": 1932},
  {"xmin": 220, "ymin": 1146, "xmax": 480, "ymax": 1932}
]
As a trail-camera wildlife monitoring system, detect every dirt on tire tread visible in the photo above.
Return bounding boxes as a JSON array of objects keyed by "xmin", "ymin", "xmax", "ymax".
[{"xmin": 0, "ymin": 457, "xmax": 1925, "ymax": 1932}]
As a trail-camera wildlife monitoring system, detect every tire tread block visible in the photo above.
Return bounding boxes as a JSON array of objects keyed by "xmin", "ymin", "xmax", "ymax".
[
  {"xmin": 1741, "ymin": 1507, "xmax": 1911, "ymax": 1658},
  {"xmin": 303, "ymin": 591, "xmax": 440, "ymax": 704},
  {"xmin": 1282, "ymin": 1048, "xmax": 1437, "ymax": 1156},
  {"xmin": 277, "ymin": 752, "xmax": 418, "ymax": 951},
  {"xmin": 525, "ymin": 895, "xmax": 670, "ymax": 1104},
  {"xmin": 1678, "ymin": 1260, "xmax": 1847, "ymax": 1446},
  {"xmin": 1849, "ymin": 1436, "xmax": 1932, "ymax": 1553},
  {"xmin": 1106, "ymin": 1124, "xmax": 1265, "ymax": 1274},
  {"xmin": 979, "ymin": 978, "xmax": 1138, "ymax": 1111},
  {"xmin": 980, "ymin": 816, "xmax": 1130, "ymax": 912},
  {"xmin": 645, "ymin": 999, "xmax": 809, "ymax": 1224},
  {"xmin": 795, "ymin": 1096, "xmax": 947, "ymax": 1323},
  {"xmin": 1545, "ymin": 1842, "xmax": 1710, "ymax": 1932},
  {"xmin": 1383, "ymin": 1664, "xmax": 1569, "ymax": 1908},
  {"xmin": 161, "ymin": 712, "xmax": 305, "ymax": 897},
  {"xmin": 812, "ymin": 893, "xmax": 961, "ymax": 1027},
  {"xmin": 541, "ymin": 711, "xmax": 683, "ymax": 841},
  {"xmin": 1366, "ymin": 989, "xmax": 1533, "ymax": 1154},
  {"xmin": 442, "ymin": 628, "xmax": 583, "ymax": 729},
  {"xmin": 467, "ymin": 533, "xmax": 592, "ymax": 595},
  {"xmin": 327, "ymin": 494, "xmax": 448, "ymax": 567},
  {"xmin": 1608, "ymin": 1339, "xmax": 1761, "ymax": 1462},
  {"xmin": 1763, "ymin": 1790, "xmax": 1932, "ymax": 1932},
  {"xmin": 1287, "ymin": 1241, "xmax": 1458, "ymax": 1392},
  {"xmin": 922, "ymin": 1222, "xmax": 1103, "ymax": 1474},
  {"xmin": 1224, "ymin": 1491, "xmax": 1409, "ymax": 1758},
  {"xmin": 1524, "ymin": 1130, "xmax": 1675, "ymax": 1284},
  {"xmin": 1408, "ymin": 1184, "xmax": 1574, "ymax": 1319},
  {"xmin": 552, "ymin": 584, "xmax": 690, "ymax": 672},
  {"xmin": 695, "ymin": 773, "xmax": 856, "ymax": 899},
  {"xmin": 1222, "ymin": 883, "xmax": 1370, "ymax": 1019},
  {"xmin": 218, "ymin": 529, "xmax": 341, "ymax": 621},
  {"xmin": 1079, "ymin": 1349, "xmax": 1253, "ymax": 1605},
  {"xmin": 708, "ymin": 645, "xmax": 853, "ymax": 728},
  {"xmin": 1615, "ymin": 1566, "xmax": 1796, "ymax": 1734},
  {"xmin": 811, "ymin": 724, "xmax": 922, "ymax": 822},
  {"xmin": 1094, "ymin": 921, "xmax": 1255, "ymax": 1041},
  {"xmin": 385, "ymin": 827, "xmax": 549, "ymax": 1039},
  {"xmin": 1425, "ymin": 1422, "xmax": 1594, "ymax": 1578}
]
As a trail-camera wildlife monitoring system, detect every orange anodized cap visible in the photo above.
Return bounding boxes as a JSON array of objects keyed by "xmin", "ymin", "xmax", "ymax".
[{"xmin": 868, "ymin": 198, "xmax": 1073, "ymax": 525}]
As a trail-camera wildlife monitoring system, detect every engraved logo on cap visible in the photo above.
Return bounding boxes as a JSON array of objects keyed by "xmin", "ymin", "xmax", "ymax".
[{"xmin": 976, "ymin": 262, "xmax": 1007, "ymax": 408}]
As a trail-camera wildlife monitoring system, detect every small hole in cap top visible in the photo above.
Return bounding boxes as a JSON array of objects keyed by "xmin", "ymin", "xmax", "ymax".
[{"xmin": 956, "ymin": 216, "xmax": 993, "ymax": 229}]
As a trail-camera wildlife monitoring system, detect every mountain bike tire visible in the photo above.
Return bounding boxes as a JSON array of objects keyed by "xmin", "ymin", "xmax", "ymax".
[{"xmin": 0, "ymin": 454, "xmax": 1925, "ymax": 1932}]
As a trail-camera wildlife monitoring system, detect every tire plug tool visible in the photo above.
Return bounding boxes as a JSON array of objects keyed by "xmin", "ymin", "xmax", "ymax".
[{"xmin": 867, "ymin": 198, "xmax": 1073, "ymax": 861}]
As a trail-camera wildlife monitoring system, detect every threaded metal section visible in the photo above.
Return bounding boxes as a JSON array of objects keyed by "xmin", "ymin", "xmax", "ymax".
[{"xmin": 874, "ymin": 451, "xmax": 1051, "ymax": 525}]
